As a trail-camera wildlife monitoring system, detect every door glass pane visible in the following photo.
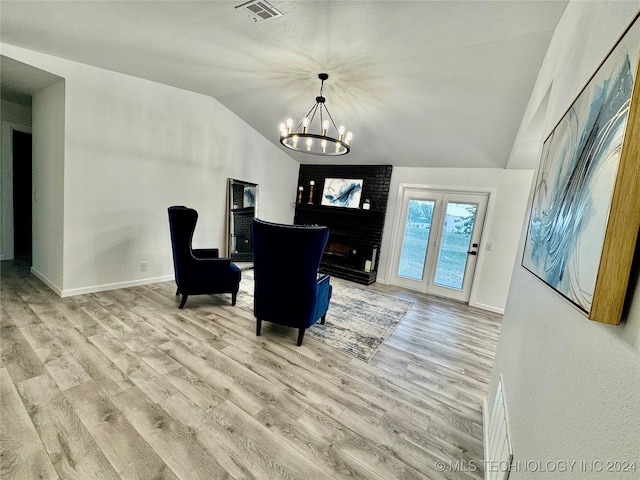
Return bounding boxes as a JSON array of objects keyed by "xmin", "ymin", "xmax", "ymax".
[
  {"xmin": 434, "ymin": 202, "xmax": 477, "ymax": 289},
  {"xmin": 397, "ymin": 200, "xmax": 434, "ymax": 280}
]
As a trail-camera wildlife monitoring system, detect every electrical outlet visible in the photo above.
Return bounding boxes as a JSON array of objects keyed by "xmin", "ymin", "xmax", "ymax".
[
  {"xmin": 485, "ymin": 243, "xmax": 492, "ymax": 251},
  {"xmin": 140, "ymin": 261, "xmax": 148, "ymax": 272}
]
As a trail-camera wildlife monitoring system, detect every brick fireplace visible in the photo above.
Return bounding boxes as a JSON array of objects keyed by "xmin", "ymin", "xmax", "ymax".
[{"xmin": 294, "ymin": 165, "xmax": 392, "ymax": 285}]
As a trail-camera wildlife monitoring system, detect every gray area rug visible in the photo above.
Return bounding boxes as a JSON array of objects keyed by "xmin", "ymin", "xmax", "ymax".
[{"xmin": 235, "ymin": 270, "xmax": 414, "ymax": 362}]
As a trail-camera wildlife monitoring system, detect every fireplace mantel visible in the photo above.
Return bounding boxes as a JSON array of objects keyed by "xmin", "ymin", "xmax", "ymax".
[{"xmin": 294, "ymin": 203, "xmax": 378, "ymax": 217}]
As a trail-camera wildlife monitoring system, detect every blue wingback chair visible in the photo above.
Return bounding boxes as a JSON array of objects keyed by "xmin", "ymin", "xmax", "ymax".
[
  {"xmin": 252, "ymin": 218, "xmax": 332, "ymax": 346},
  {"xmin": 168, "ymin": 206, "xmax": 241, "ymax": 308}
]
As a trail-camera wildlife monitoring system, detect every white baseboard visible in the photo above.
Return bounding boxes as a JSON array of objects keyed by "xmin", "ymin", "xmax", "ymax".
[
  {"xmin": 470, "ymin": 302, "xmax": 505, "ymax": 314},
  {"xmin": 30, "ymin": 266, "xmax": 63, "ymax": 296},
  {"xmin": 60, "ymin": 275, "xmax": 175, "ymax": 297},
  {"xmin": 27, "ymin": 267, "xmax": 175, "ymax": 298},
  {"xmin": 0, "ymin": 254, "xmax": 14, "ymax": 261}
]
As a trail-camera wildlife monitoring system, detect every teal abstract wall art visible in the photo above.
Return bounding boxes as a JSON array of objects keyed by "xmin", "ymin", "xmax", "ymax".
[
  {"xmin": 321, "ymin": 178, "xmax": 363, "ymax": 209},
  {"xmin": 522, "ymin": 15, "xmax": 640, "ymax": 325}
]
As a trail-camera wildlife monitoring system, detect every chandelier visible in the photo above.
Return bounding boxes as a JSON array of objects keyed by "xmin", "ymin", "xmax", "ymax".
[{"xmin": 279, "ymin": 73, "xmax": 352, "ymax": 156}]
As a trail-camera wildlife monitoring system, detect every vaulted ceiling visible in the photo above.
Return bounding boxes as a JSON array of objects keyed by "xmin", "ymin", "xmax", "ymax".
[{"xmin": 0, "ymin": 1, "xmax": 568, "ymax": 168}]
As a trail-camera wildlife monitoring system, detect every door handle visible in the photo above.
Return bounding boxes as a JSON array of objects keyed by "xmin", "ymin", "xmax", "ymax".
[{"xmin": 467, "ymin": 250, "xmax": 477, "ymax": 256}]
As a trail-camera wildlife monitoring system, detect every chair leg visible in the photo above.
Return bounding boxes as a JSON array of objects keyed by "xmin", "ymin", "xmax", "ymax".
[
  {"xmin": 231, "ymin": 292, "xmax": 237, "ymax": 306},
  {"xmin": 320, "ymin": 313, "xmax": 326, "ymax": 325},
  {"xmin": 256, "ymin": 318, "xmax": 262, "ymax": 337},
  {"xmin": 297, "ymin": 328, "xmax": 305, "ymax": 346},
  {"xmin": 175, "ymin": 288, "xmax": 180, "ymax": 295},
  {"xmin": 178, "ymin": 295, "xmax": 188, "ymax": 309}
]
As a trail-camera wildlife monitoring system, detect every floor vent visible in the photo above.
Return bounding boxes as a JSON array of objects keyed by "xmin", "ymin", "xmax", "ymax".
[
  {"xmin": 483, "ymin": 375, "xmax": 513, "ymax": 480},
  {"xmin": 235, "ymin": 0, "xmax": 283, "ymax": 22}
]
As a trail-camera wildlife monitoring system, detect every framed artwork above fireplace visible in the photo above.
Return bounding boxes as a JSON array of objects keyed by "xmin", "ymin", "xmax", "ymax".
[{"xmin": 321, "ymin": 178, "xmax": 363, "ymax": 209}]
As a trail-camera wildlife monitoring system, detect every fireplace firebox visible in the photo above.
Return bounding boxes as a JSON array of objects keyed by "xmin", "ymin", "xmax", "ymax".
[{"xmin": 325, "ymin": 234, "xmax": 350, "ymax": 258}]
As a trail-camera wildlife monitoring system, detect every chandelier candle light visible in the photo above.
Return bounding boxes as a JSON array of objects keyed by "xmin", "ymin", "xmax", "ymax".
[{"xmin": 279, "ymin": 73, "xmax": 352, "ymax": 156}]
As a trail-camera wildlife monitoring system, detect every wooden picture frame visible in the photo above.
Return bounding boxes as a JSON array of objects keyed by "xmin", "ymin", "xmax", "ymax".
[{"xmin": 522, "ymin": 15, "xmax": 640, "ymax": 325}]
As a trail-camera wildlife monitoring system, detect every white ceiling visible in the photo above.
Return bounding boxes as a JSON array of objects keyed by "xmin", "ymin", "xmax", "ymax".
[{"xmin": 0, "ymin": 0, "xmax": 568, "ymax": 168}]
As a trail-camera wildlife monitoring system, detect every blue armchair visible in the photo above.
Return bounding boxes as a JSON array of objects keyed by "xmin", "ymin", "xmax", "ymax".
[
  {"xmin": 252, "ymin": 218, "xmax": 332, "ymax": 346},
  {"xmin": 168, "ymin": 206, "xmax": 241, "ymax": 308}
]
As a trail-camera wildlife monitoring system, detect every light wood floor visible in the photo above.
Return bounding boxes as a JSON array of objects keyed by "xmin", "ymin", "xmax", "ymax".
[{"xmin": 1, "ymin": 260, "xmax": 501, "ymax": 480}]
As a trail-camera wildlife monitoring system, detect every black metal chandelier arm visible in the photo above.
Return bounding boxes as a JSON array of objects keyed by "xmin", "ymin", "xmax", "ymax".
[
  {"xmin": 307, "ymin": 103, "xmax": 320, "ymax": 127},
  {"xmin": 288, "ymin": 103, "xmax": 319, "ymax": 132},
  {"xmin": 322, "ymin": 104, "xmax": 341, "ymax": 135}
]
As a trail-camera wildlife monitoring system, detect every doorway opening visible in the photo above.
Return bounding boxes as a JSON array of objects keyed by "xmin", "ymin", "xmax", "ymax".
[{"xmin": 12, "ymin": 130, "xmax": 33, "ymax": 265}]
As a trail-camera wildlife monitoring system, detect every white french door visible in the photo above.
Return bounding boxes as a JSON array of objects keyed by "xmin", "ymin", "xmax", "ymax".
[{"xmin": 390, "ymin": 188, "xmax": 488, "ymax": 302}]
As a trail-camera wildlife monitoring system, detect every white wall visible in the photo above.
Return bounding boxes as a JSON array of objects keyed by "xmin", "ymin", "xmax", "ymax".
[
  {"xmin": 488, "ymin": 3, "xmax": 640, "ymax": 478},
  {"xmin": 1, "ymin": 44, "xmax": 299, "ymax": 296},
  {"xmin": 0, "ymin": 99, "xmax": 32, "ymax": 260},
  {"xmin": 379, "ymin": 168, "xmax": 533, "ymax": 313},
  {"xmin": 32, "ymin": 81, "xmax": 66, "ymax": 292},
  {"xmin": 1, "ymin": 99, "xmax": 31, "ymax": 124}
]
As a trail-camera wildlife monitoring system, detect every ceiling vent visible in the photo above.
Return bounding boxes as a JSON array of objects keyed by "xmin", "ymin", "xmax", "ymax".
[{"xmin": 235, "ymin": 0, "xmax": 282, "ymax": 22}]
